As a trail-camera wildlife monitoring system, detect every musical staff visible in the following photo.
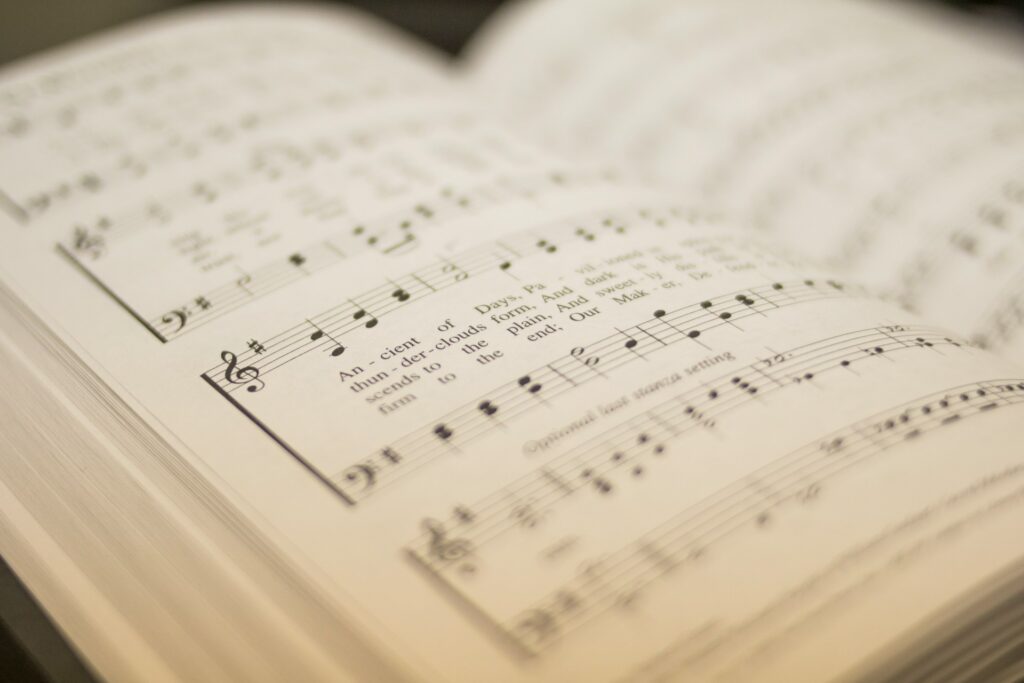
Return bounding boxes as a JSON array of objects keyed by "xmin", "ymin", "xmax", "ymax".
[
  {"xmin": 408, "ymin": 375, "xmax": 1023, "ymax": 654},
  {"xmin": 67, "ymin": 169, "xmax": 618, "ymax": 343},
  {"xmin": 60, "ymin": 106, "xmax": 478, "ymax": 246},
  {"xmin": 201, "ymin": 203, "xmax": 715, "ymax": 384},
  {"xmin": 326, "ymin": 278, "xmax": 856, "ymax": 504},
  {"xmin": 15, "ymin": 66, "xmax": 445, "ymax": 221}
]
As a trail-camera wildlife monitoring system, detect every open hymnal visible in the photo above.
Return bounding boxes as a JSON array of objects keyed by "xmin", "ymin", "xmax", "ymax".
[{"xmin": 0, "ymin": 1, "xmax": 1023, "ymax": 681}]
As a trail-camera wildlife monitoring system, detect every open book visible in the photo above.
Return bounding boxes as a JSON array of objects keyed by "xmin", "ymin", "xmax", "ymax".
[{"xmin": 1, "ymin": 0, "xmax": 1023, "ymax": 680}]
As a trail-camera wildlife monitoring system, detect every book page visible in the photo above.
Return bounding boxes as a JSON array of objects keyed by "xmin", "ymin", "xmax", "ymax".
[
  {"xmin": 467, "ymin": 0, "xmax": 1024, "ymax": 366},
  {"xmin": 1, "ymin": 4, "xmax": 1024, "ymax": 683}
]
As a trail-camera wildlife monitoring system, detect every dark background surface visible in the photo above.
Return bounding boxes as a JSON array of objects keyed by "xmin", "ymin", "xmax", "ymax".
[
  {"xmin": 2, "ymin": 0, "xmax": 1023, "ymax": 64},
  {"xmin": 0, "ymin": 1, "xmax": 1021, "ymax": 681}
]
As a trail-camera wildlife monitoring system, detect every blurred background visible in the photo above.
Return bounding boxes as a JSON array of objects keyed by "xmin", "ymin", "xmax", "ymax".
[
  {"xmin": 1, "ymin": 0, "xmax": 1023, "ymax": 66},
  {"xmin": 0, "ymin": 0, "xmax": 1021, "ymax": 681}
]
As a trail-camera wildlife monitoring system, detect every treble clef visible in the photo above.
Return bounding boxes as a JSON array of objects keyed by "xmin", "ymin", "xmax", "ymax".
[
  {"xmin": 221, "ymin": 350, "xmax": 265, "ymax": 393},
  {"xmin": 422, "ymin": 518, "xmax": 474, "ymax": 568}
]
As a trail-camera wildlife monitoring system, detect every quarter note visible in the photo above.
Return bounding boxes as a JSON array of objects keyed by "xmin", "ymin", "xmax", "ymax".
[
  {"xmin": 619, "ymin": 328, "xmax": 642, "ymax": 351},
  {"xmin": 729, "ymin": 376, "xmax": 759, "ymax": 394},
  {"xmin": 518, "ymin": 375, "xmax": 543, "ymax": 394},
  {"xmin": 580, "ymin": 468, "xmax": 613, "ymax": 494},
  {"xmin": 351, "ymin": 304, "xmax": 379, "ymax": 329},
  {"xmin": 575, "ymin": 227, "xmax": 596, "ymax": 242},
  {"xmin": 307, "ymin": 321, "xmax": 345, "ymax": 356}
]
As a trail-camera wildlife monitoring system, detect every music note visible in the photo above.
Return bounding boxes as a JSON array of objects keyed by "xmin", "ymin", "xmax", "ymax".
[
  {"xmin": 580, "ymin": 468, "xmax": 613, "ymax": 494},
  {"xmin": 518, "ymin": 375, "xmax": 543, "ymax": 394},
  {"xmin": 441, "ymin": 261, "xmax": 469, "ymax": 282},
  {"xmin": 352, "ymin": 305, "xmax": 379, "ymax": 329},
  {"xmin": 553, "ymin": 591, "xmax": 582, "ymax": 614},
  {"xmin": 453, "ymin": 505, "xmax": 475, "ymax": 524},
  {"xmin": 748, "ymin": 478, "xmax": 779, "ymax": 527},
  {"xmin": 478, "ymin": 400, "xmax": 498, "ymax": 416},
  {"xmin": 575, "ymin": 227, "xmax": 596, "ymax": 242},
  {"xmin": 391, "ymin": 288, "xmax": 410, "ymax": 303},
  {"xmin": 511, "ymin": 501, "xmax": 544, "ymax": 529},
  {"xmin": 221, "ymin": 350, "xmax": 265, "ymax": 392},
  {"xmin": 730, "ymin": 376, "xmax": 759, "ymax": 395},
  {"xmin": 570, "ymin": 346, "xmax": 600, "ymax": 368},
  {"xmin": 307, "ymin": 321, "xmax": 345, "ymax": 357}
]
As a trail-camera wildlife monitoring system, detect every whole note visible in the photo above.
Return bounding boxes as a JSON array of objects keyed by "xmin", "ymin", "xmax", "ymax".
[
  {"xmin": 221, "ymin": 350, "xmax": 265, "ymax": 392},
  {"xmin": 571, "ymin": 346, "xmax": 600, "ymax": 367},
  {"xmin": 442, "ymin": 262, "xmax": 469, "ymax": 281}
]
